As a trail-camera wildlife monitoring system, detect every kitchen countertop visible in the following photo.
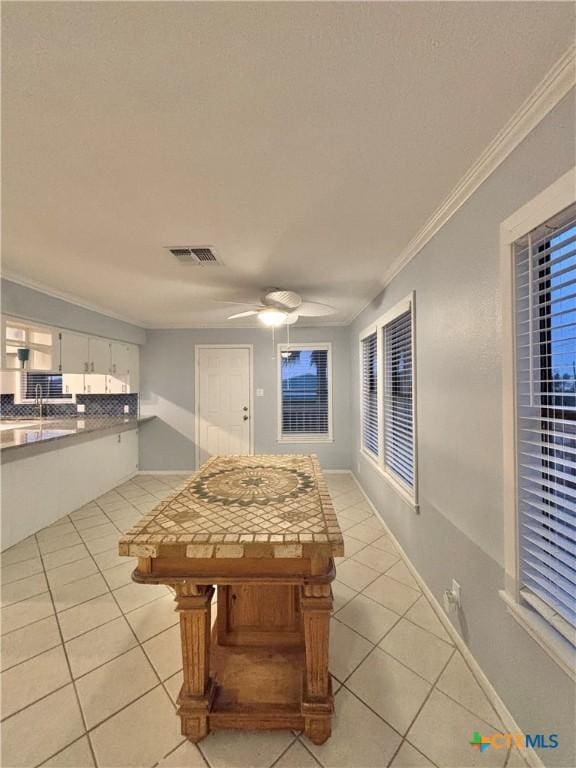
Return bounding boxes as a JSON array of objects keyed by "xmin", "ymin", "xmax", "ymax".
[{"xmin": 0, "ymin": 416, "xmax": 154, "ymax": 462}]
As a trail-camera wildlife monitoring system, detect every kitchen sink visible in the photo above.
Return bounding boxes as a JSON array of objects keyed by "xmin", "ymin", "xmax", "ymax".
[{"xmin": 0, "ymin": 420, "xmax": 43, "ymax": 431}]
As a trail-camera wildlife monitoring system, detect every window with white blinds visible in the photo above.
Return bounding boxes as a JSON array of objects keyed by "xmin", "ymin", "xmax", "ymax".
[
  {"xmin": 358, "ymin": 295, "xmax": 417, "ymax": 505},
  {"xmin": 278, "ymin": 345, "xmax": 332, "ymax": 440},
  {"xmin": 514, "ymin": 202, "xmax": 576, "ymax": 641},
  {"xmin": 361, "ymin": 332, "xmax": 379, "ymax": 456},
  {"xmin": 22, "ymin": 373, "xmax": 72, "ymax": 401},
  {"xmin": 383, "ymin": 309, "xmax": 415, "ymax": 490}
]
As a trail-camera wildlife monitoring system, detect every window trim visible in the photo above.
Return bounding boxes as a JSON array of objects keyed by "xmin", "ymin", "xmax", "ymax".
[
  {"xmin": 358, "ymin": 293, "xmax": 418, "ymax": 510},
  {"xmin": 500, "ymin": 166, "xmax": 576, "ymax": 674},
  {"xmin": 276, "ymin": 342, "xmax": 334, "ymax": 444}
]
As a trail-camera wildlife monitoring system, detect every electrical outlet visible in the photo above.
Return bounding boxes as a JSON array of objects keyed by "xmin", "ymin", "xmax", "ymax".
[
  {"xmin": 452, "ymin": 579, "xmax": 461, "ymax": 608},
  {"xmin": 123, "ymin": 405, "xmax": 130, "ymax": 414},
  {"xmin": 443, "ymin": 579, "xmax": 462, "ymax": 613},
  {"xmin": 77, "ymin": 404, "xmax": 86, "ymax": 413}
]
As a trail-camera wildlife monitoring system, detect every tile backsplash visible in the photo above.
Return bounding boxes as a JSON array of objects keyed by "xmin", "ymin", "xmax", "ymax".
[{"xmin": 0, "ymin": 393, "xmax": 139, "ymax": 419}]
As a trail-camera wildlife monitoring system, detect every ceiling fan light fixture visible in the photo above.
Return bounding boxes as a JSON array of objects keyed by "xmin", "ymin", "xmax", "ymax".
[{"xmin": 258, "ymin": 308, "xmax": 287, "ymax": 327}]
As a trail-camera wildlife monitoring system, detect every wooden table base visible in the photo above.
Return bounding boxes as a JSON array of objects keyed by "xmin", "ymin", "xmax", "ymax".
[{"xmin": 135, "ymin": 558, "xmax": 335, "ymax": 744}]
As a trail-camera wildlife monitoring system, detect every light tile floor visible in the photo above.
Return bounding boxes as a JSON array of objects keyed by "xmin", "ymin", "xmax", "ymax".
[{"xmin": 0, "ymin": 472, "xmax": 527, "ymax": 768}]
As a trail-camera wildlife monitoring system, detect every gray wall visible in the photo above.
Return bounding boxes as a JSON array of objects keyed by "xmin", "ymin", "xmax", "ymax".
[
  {"xmin": 1, "ymin": 279, "xmax": 146, "ymax": 345},
  {"xmin": 350, "ymin": 90, "xmax": 575, "ymax": 766},
  {"xmin": 139, "ymin": 326, "xmax": 351, "ymax": 471}
]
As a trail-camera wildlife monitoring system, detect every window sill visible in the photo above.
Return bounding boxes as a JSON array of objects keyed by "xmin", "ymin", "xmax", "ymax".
[
  {"xmin": 499, "ymin": 590, "xmax": 576, "ymax": 681},
  {"xmin": 277, "ymin": 436, "xmax": 334, "ymax": 444},
  {"xmin": 359, "ymin": 449, "xmax": 419, "ymax": 512}
]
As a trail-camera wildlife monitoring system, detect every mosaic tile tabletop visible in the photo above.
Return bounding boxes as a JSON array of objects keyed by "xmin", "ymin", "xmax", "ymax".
[{"xmin": 118, "ymin": 454, "xmax": 344, "ymax": 560}]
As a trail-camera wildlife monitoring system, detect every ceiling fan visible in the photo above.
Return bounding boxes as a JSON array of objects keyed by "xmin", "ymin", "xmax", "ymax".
[{"xmin": 226, "ymin": 290, "xmax": 337, "ymax": 326}]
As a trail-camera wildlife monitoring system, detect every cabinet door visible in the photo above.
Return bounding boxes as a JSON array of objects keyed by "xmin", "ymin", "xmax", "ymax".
[
  {"xmin": 88, "ymin": 337, "xmax": 111, "ymax": 374},
  {"xmin": 59, "ymin": 331, "xmax": 89, "ymax": 373},
  {"xmin": 110, "ymin": 342, "xmax": 131, "ymax": 375},
  {"xmin": 107, "ymin": 374, "xmax": 128, "ymax": 394},
  {"xmin": 62, "ymin": 374, "xmax": 86, "ymax": 396},
  {"xmin": 0, "ymin": 371, "xmax": 19, "ymax": 395},
  {"xmin": 126, "ymin": 344, "xmax": 139, "ymax": 392},
  {"xmin": 115, "ymin": 429, "xmax": 139, "ymax": 479},
  {"xmin": 84, "ymin": 374, "xmax": 107, "ymax": 394}
]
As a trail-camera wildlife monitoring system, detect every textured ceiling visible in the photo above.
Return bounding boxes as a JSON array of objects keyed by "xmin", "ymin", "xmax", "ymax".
[{"xmin": 2, "ymin": 2, "xmax": 574, "ymax": 326}]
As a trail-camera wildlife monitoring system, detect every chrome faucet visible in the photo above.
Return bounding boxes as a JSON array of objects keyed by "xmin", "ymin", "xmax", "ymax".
[{"xmin": 34, "ymin": 384, "xmax": 44, "ymax": 421}]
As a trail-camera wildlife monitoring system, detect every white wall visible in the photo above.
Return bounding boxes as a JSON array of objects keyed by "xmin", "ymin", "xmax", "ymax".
[
  {"xmin": 349, "ymin": 89, "xmax": 576, "ymax": 767},
  {"xmin": 139, "ymin": 326, "xmax": 351, "ymax": 471}
]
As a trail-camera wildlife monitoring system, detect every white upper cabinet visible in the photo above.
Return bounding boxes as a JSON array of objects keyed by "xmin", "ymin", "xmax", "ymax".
[
  {"xmin": 59, "ymin": 331, "xmax": 89, "ymax": 373},
  {"xmin": 111, "ymin": 342, "xmax": 139, "ymax": 390},
  {"xmin": 3, "ymin": 316, "xmax": 139, "ymax": 391},
  {"xmin": 62, "ymin": 373, "xmax": 86, "ymax": 396},
  {"xmin": 110, "ymin": 342, "xmax": 130, "ymax": 375},
  {"xmin": 88, "ymin": 337, "xmax": 112, "ymax": 374}
]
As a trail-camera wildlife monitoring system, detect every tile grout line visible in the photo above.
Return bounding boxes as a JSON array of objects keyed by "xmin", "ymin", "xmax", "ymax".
[
  {"xmin": 154, "ymin": 736, "xmax": 211, "ymax": 768},
  {"xmin": 401, "ymin": 737, "xmax": 442, "ymax": 768},
  {"xmin": 31, "ymin": 529, "xmax": 101, "ymax": 768},
  {"xmin": 6, "ymin": 473, "xmax": 485, "ymax": 768},
  {"xmin": 0, "ymin": 480, "xmax": 180, "ymax": 767},
  {"xmin": 266, "ymin": 734, "xmax": 299, "ymax": 768},
  {"xmin": 332, "ymin": 587, "xmax": 453, "ymax": 689},
  {"xmin": 348, "ymin": 473, "xmax": 509, "ymax": 732},
  {"xmin": 66, "ymin": 506, "xmax": 181, "ymax": 739},
  {"xmin": 0, "ymin": 581, "xmax": 171, "ymax": 667},
  {"xmin": 1, "ymin": 479, "xmax": 189, "ymax": 765}
]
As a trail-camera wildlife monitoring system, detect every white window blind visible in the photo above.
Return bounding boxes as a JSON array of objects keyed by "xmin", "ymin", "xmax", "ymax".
[
  {"xmin": 383, "ymin": 309, "xmax": 414, "ymax": 489},
  {"xmin": 22, "ymin": 373, "xmax": 72, "ymax": 401},
  {"xmin": 361, "ymin": 332, "xmax": 379, "ymax": 456},
  {"xmin": 279, "ymin": 346, "xmax": 331, "ymax": 439},
  {"xmin": 514, "ymin": 202, "xmax": 576, "ymax": 640}
]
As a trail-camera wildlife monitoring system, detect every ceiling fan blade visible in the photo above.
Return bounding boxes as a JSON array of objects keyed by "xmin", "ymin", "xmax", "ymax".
[
  {"xmin": 284, "ymin": 311, "xmax": 299, "ymax": 325},
  {"xmin": 264, "ymin": 290, "xmax": 302, "ymax": 310},
  {"xmin": 212, "ymin": 300, "xmax": 263, "ymax": 307},
  {"xmin": 227, "ymin": 310, "xmax": 259, "ymax": 320},
  {"xmin": 296, "ymin": 301, "xmax": 337, "ymax": 317}
]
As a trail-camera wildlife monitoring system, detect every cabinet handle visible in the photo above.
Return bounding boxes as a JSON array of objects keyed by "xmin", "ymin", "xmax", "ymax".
[
  {"xmin": 84, "ymin": 362, "xmax": 88, "ymax": 373},
  {"xmin": 90, "ymin": 362, "xmax": 94, "ymax": 372}
]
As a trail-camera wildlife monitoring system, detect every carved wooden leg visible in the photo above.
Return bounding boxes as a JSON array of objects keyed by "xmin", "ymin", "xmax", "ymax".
[
  {"xmin": 301, "ymin": 583, "xmax": 334, "ymax": 745},
  {"xmin": 173, "ymin": 583, "xmax": 215, "ymax": 742}
]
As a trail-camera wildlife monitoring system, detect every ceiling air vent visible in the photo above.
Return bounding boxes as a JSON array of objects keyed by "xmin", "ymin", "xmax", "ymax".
[{"xmin": 166, "ymin": 247, "xmax": 221, "ymax": 265}]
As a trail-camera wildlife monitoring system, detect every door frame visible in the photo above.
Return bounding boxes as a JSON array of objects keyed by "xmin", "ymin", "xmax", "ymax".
[{"xmin": 194, "ymin": 344, "xmax": 255, "ymax": 468}]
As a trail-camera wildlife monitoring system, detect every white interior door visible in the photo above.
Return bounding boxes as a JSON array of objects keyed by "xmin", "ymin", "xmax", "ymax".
[{"xmin": 197, "ymin": 347, "xmax": 251, "ymax": 466}]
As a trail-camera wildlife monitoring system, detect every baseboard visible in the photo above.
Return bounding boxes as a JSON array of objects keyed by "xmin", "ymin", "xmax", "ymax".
[
  {"xmin": 322, "ymin": 469, "xmax": 353, "ymax": 474},
  {"xmin": 350, "ymin": 472, "xmax": 545, "ymax": 768},
  {"xmin": 136, "ymin": 469, "xmax": 195, "ymax": 475}
]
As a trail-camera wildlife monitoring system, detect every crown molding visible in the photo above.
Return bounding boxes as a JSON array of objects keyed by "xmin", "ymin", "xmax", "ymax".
[
  {"xmin": 144, "ymin": 319, "xmax": 350, "ymax": 330},
  {"xmin": 348, "ymin": 44, "xmax": 576, "ymax": 326},
  {"xmin": 3, "ymin": 46, "xmax": 574, "ymax": 333},
  {"xmin": 1, "ymin": 270, "xmax": 146, "ymax": 328}
]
